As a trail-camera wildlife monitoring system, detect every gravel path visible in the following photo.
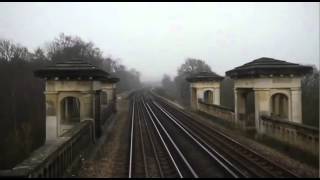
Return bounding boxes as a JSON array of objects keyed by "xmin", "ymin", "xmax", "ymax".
[{"xmin": 78, "ymin": 97, "xmax": 130, "ymax": 178}]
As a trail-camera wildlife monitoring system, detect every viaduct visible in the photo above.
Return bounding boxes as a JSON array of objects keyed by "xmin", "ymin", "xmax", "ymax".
[{"xmin": 0, "ymin": 57, "xmax": 318, "ymax": 177}]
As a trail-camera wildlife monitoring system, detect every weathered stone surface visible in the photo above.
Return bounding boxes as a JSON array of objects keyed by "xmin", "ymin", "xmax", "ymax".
[
  {"xmin": 161, "ymin": 94, "xmax": 318, "ymax": 177},
  {"xmin": 190, "ymin": 58, "xmax": 319, "ymax": 158},
  {"xmin": 0, "ymin": 121, "xmax": 94, "ymax": 178},
  {"xmin": 227, "ymin": 58, "xmax": 311, "ymax": 130},
  {"xmin": 34, "ymin": 58, "xmax": 119, "ymax": 140},
  {"xmin": 186, "ymin": 71, "xmax": 224, "ymax": 82},
  {"xmin": 226, "ymin": 57, "xmax": 313, "ymax": 78},
  {"xmin": 34, "ymin": 58, "xmax": 119, "ymax": 83},
  {"xmin": 260, "ymin": 115, "xmax": 319, "ymax": 155},
  {"xmin": 198, "ymin": 100, "xmax": 235, "ymax": 123}
]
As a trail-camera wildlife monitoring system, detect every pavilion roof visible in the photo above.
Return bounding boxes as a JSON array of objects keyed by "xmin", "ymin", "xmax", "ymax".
[
  {"xmin": 34, "ymin": 58, "xmax": 119, "ymax": 83},
  {"xmin": 226, "ymin": 57, "xmax": 312, "ymax": 78}
]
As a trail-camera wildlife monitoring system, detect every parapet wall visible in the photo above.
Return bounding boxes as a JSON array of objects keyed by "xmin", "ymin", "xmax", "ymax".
[
  {"xmin": 260, "ymin": 115, "xmax": 319, "ymax": 156},
  {"xmin": 197, "ymin": 100, "xmax": 319, "ymax": 156},
  {"xmin": 198, "ymin": 100, "xmax": 235, "ymax": 123},
  {"xmin": 0, "ymin": 120, "xmax": 94, "ymax": 178}
]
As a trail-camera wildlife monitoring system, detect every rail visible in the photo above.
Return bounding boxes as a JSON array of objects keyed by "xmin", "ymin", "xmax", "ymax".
[
  {"xmin": 153, "ymin": 93, "xmax": 299, "ymax": 178},
  {"xmin": 128, "ymin": 92, "xmax": 185, "ymax": 178},
  {"xmin": 153, "ymin": 101, "xmax": 240, "ymax": 178}
]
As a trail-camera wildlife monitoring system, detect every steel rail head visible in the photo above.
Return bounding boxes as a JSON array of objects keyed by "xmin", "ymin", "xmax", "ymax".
[
  {"xmin": 140, "ymin": 101, "xmax": 165, "ymax": 177},
  {"xmin": 136, "ymin": 99, "xmax": 149, "ymax": 177},
  {"xmin": 153, "ymin": 101, "xmax": 241, "ymax": 178},
  {"xmin": 145, "ymin": 103, "xmax": 199, "ymax": 178},
  {"xmin": 152, "ymin": 94, "xmax": 299, "ymax": 178},
  {"xmin": 156, "ymin": 100, "xmax": 271, "ymax": 177},
  {"xmin": 159, "ymin": 102, "xmax": 260, "ymax": 177},
  {"xmin": 128, "ymin": 99, "xmax": 135, "ymax": 178},
  {"xmin": 142, "ymin": 100, "xmax": 184, "ymax": 178}
]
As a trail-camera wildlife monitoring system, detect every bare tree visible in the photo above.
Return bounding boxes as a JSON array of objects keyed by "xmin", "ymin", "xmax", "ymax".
[
  {"xmin": 0, "ymin": 39, "xmax": 31, "ymax": 61},
  {"xmin": 160, "ymin": 74, "xmax": 177, "ymax": 99},
  {"xmin": 0, "ymin": 34, "xmax": 142, "ymax": 169},
  {"xmin": 174, "ymin": 58, "xmax": 213, "ymax": 105},
  {"xmin": 177, "ymin": 58, "xmax": 212, "ymax": 75},
  {"xmin": 46, "ymin": 33, "xmax": 103, "ymax": 64},
  {"xmin": 0, "ymin": 39, "xmax": 15, "ymax": 61},
  {"xmin": 45, "ymin": 33, "xmax": 142, "ymax": 93}
]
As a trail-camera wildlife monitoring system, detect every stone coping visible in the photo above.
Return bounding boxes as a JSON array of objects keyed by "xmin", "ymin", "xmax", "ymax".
[
  {"xmin": 226, "ymin": 57, "xmax": 313, "ymax": 78},
  {"xmin": 198, "ymin": 99, "xmax": 234, "ymax": 112},
  {"xmin": 0, "ymin": 120, "xmax": 93, "ymax": 177},
  {"xmin": 261, "ymin": 115, "xmax": 319, "ymax": 133}
]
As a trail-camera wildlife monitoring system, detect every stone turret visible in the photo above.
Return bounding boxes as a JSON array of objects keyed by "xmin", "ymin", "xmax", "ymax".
[
  {"xmin": 186, "ymin": 71, "xmax": 224, "ymax": 110},
  {"xmin": 226, "ymin": 57, "xmax": 312, "ymax": 130},
  {"xmin": 34, "ymin": 58, "xmax": 119, "ymax": 140}
]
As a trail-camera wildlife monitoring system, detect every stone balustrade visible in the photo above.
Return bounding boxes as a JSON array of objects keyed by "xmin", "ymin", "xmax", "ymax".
[
  {"xmin": 198, "ymin": 100, "xmax": 235, "ymax": 123},
  {"xmin": 0, "ymin": 120, "xmax": 94, "ymax": 178},
  {"xmin": 260, "ymin": 115, "xmax": 319, "ymax": 155}
]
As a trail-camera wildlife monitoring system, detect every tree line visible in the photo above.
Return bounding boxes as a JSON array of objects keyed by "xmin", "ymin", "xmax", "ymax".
[{"xmin": 0, "ymin": 33, "xmax": 142, "ymax": 169}]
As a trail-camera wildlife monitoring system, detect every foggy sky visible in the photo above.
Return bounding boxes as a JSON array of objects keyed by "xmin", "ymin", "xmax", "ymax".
[{"xmin": 0, "ymin": 2, "xmax": 319, "ymax": 82}]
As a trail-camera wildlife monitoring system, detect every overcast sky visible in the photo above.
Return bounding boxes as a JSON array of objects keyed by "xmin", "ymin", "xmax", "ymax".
[{"xmin": 0, "ymin": 2, "xmax": 319, "ymax": 82}]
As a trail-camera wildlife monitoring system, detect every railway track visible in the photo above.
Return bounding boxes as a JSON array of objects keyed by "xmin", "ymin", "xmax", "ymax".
[
  {"xmin": 127, "ymin": 90, "xmax": 299, "ymax": 178},
  {"xmin": 128, "ymin": 92, "xmax": 183, "ymax": 178},
  {"xmin": 128, "ymin": 91, "xmax": 238, "ymax": 178},
  {"xmin": 151, "ymin": 91, "xmax": 300, "ymax": 178}
]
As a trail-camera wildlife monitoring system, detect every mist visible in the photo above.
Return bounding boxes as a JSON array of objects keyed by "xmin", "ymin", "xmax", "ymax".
[{"xmin": 0, "ymin": 2, "xmax": 319, "ymax": 82}]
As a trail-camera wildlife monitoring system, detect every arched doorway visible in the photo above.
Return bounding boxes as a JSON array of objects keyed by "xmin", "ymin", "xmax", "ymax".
[
  {"xmin": 60, "ymin": 97, "xmax": 80, "ymax": 125},
  {"xmin": 204, "ymin": 90, "xmax": 214, "ymax": 104},
  {"xmin": 271, "ymin": 93, "xmax": 288, "ymax": 119}
]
